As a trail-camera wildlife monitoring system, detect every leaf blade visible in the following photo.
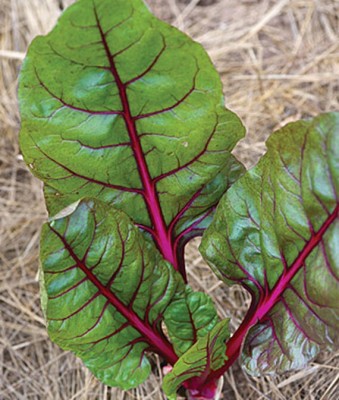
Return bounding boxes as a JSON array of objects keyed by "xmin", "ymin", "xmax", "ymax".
[
  {"xmin": 162, "ymin": 320, "xmax": 230, "ymax": 399},
  {"xmin": 201, "ymin": 113, "xmax": 339, "ymax": 375},
  {"xmin": 164, "ymin": 287, "xmax": 219, "ymax": 356},
  {"xmin": 19, "ymin": 0, "xmax": 244, "ymax": 271},
  {"xmin": 41, "ymin": 198, "xmax": 183, "ymax": 389}
]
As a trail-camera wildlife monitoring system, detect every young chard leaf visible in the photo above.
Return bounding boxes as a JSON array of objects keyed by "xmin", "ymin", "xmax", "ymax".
[
  {"xmin": 163, "ymin": 320, "xmax": 230, "ymax": 400},
  {"xmin": 40, "ymin": 198, "xmax": 182, "ymax": 389},
  {"xmin": 163, "ymin": 287, "xmax": 219, "ymax": 356},
  {"xmin": 200, "ymin": 113, "xmax": 339, "ymax": 376},
  {"xmin": 19, "ymin": 0, "xmax": 244, "ymax": 275}
]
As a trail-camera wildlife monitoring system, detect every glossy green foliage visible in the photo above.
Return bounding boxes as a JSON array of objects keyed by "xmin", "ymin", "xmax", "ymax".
[
  {"xmin": 163, "ymin": 287, "xmax": 219, "ymax": 355},
  {"xmin": 18, "ymin": 0, "xmax": 245, "ymax": 393},
  {"xmin": 40, "ymin": 198, "xmax": 220, "ymax": 389},
  {"xmin": 19, "ymin": 0, "xmax": 244, "ymax": 265},
  {"xmin": 201, "ymin": 113, "xmax": 339, "ymax": 375},
  {"xmin": 18, "ymin": 0, "xmax": 339, "ymax": 396},
  {"xmin": 40, "ymin": 199, "xmax": 179, "ymax": 388},
  {"xmin": 163, "ymin": 320, "xmax": 229, "ymax": 399}
]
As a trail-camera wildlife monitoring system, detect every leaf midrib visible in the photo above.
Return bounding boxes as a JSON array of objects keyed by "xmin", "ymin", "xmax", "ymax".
[
  {"xmin": 203, "ymin": 203, "xmax": 338, "ymax": 385},
  {"xmin": 49, "ymin": 224, "xmax": 178, "ymax": 365},
  {"xmin": 93, "ymin": 5, "xmax": 178, "ymax": 270}
]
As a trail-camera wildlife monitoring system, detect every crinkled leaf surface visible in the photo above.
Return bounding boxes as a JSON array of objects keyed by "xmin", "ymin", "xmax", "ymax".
[
  {"xmin": 40, "ymin": 198, "xmax": 186, "ymax": 389},
  {"xmin": 163, "ymin": 320, "xmax": 229, "ymax": 399},
  {"xmin": 163, "ymin": 319, "xmax": 229, "ymax": 399},
  {"xmin": 19, "ymin": 0, "xmax": 244, "ymax": 272},
  {"xmin": 163, "ymin": 287, "xmax": 219, "ymax": 356},
  {"xmin": 171, "ymin": 154, "xmax": 245, "ymax": 243},
  {"xmin": 201, "ymin": 113, "xmax": 339, "ymax": 375}
]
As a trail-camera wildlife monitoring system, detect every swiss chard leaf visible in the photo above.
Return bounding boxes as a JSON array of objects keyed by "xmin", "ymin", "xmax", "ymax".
[
  {"xmin": 163, "ymin": 287, "xmax": 219, "ymax": 356},
  {"xmin": 19, "ymin": 0, "xmax": 244, "ymax": 273},
  {"xmin": 41, "ymin": 198, "xmax": 219, "ymax": 390},
  {"xmin": 201, "ymin": 113, "xmax": 339, "ymax": 375},
  {"xmin": 163, "ymin": 320, "xmax": 229, "ymax": 400},
  {"xmin": 40, "ymin": 198, "xmax": 182, "ymax": 389}
]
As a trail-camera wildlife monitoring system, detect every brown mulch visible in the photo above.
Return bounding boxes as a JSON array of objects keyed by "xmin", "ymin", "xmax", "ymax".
[{"xmin": 0, "ymin": 0, "xmax": 338, "ymax": 399}]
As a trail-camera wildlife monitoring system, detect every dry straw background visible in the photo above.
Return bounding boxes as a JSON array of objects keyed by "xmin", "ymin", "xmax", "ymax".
[{"xmin": 0, "ymin": 0, "xmax": 338, "ymax": 399}]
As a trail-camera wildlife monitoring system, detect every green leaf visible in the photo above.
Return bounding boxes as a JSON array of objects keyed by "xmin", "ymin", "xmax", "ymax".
[
  {"xmin": 40, "ymin": 198, "xmax": 185, "ymax": 389},
  {"xmin": 164, "ymin": 287, "xmax": 219, "ymax": 356},
  {"xmin": 162, "ymin": 320, "xmax": 229, "ymax": 399},
  {"xmin": 172, "ymin": 154, "xmax": 246, "ymax": 241},
  {"xmin": 201, "ymin": 113, "xmax": 339, "ymax": 375},
  {"xmin": 19, "ymin": 0, "xmax": 244, "ymax": 271}
]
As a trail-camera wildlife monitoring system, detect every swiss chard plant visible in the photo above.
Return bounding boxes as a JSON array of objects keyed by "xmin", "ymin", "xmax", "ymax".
[{"xmin": 18, "ymin": 0, "xmax": 338, "ymax": 399}]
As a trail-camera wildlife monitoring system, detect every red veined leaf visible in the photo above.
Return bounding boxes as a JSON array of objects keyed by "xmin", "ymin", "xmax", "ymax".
[
  {"xmin": 201, "ymin": 113, "xmax": 339, "ymax": 375},
  {"xmin": 40, "ymin": 198, "xmax": 220, "ymax": 389},
  {"xmin": 163, "ymin": 320, "xmax": 229, "ymax": 400},
  {"xmin": 19, "ymin": 0, "xmax": 244, "ymax": 277},
  {"xmin": 40, "ymin": 198, "xmax": 181, "ymax": 389}
]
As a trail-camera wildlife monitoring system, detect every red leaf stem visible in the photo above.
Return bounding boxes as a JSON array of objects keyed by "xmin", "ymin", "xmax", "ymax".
[
  {"xmin": 93, "ymin": 6, "xmax": 181, "ymax": 273},
  {"xmin": 49, "ymin": 225, "xmax": 179, "ymax": 365},
  {"xmin": 199, "ymin": 204, "xmax": 338, "ymax": 389}
]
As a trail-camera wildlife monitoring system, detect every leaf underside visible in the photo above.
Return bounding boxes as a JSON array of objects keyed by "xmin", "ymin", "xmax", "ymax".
[
  {"xmin": 19, "ymin": 0, "xmax": 245, "ymax": 270},
  {"xmin": 201, "ymin": 113, "xmax": 339, "ymax": 375}
]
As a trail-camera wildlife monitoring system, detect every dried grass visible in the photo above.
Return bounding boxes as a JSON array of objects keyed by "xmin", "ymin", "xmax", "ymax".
[{"xmin": 0, "ymin": 0, "xmax": 338, "ymax": 399}]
